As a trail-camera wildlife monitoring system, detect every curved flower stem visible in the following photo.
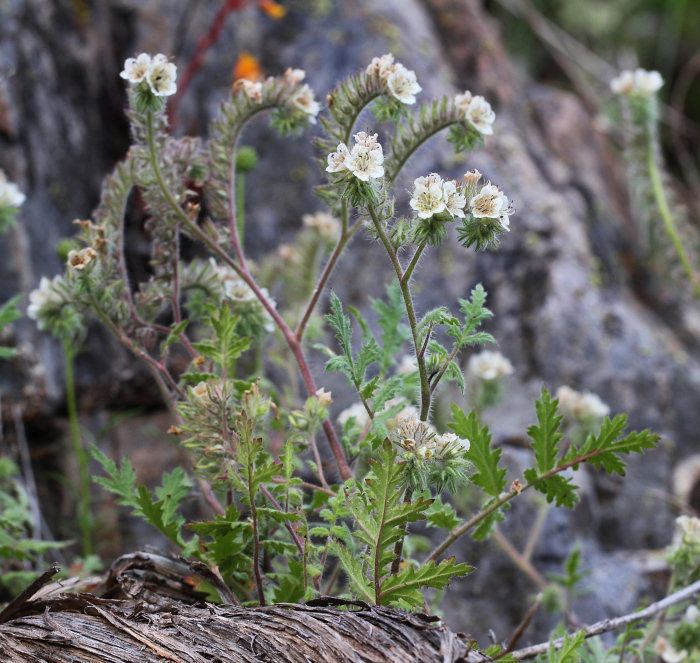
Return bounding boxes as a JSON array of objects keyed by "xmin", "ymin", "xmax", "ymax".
[
  {"xmin": 647, "ymin": 146, "xmax": 700, "ymax": 296},
  {"xmin": 368, "ymin": 205, "xmax": 431, "ymax": 421},
  {"xmin": 400, "ymin": 240, "xmax": 427, "ymax": 287},
  {"xmin": 295, "ymin": 218, "xmax": 361, "ymax": 341}
]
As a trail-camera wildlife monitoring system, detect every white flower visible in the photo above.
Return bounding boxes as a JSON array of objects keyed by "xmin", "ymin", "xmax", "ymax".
[
  {"xmin": 303, "ymin": 211, "xmax": 341, "ymax": 242},
  {"xmin": 634, "ymin": 68, "xmax": 663, "ymax": 95},
  {"xmin": 0, "ymin": 171, "xmax": 26, "ymax": 209},
  {"xmin": 390, "ymin": 414, "xmax": 436, "ymax": 452},
  {"xmin": 27, "ymin": 275, "xmax": 66, "ymax": 322},
  {"xmin": 410, "ymin": 173, "xmax": 446, "ymax": 219},
  {"xmin": 146, "ymin": 54, "xmax": 177, "ymax": 96},
  {"xmin": 454, "ymin": 90, "xmax": 473, "ymax": 114},
  {"xmin": 386, "ymin": 63, "xmax": 421, "ymax": 105},
  {"xmin": 468, "ymin": 350, "xmax": 514, "ymax": 381},
  {"xmin": 235, "ymin": 79, "xmax": 263, "ymax": 103},
  {"xmin": 120, "ymin": 53, "xmax": 151, "ymax": 83},
  {"xmin": 685, "ymin": 605, "xmax": 700, "ymax": 624},
  {"xmin": 469, "ymin": 182, "xmax": 511, "ymax": 230},
  {"xmin": 284, "ymin": 68, "xmax": 306, "ymax": 85},
  {"xmin": 676, "ymin": 515, "xmax": 700, "ymax": 546},
  {"xmin": 463, "ymin": 169, "xmax": 482, "ymax": 190},
  {"xmin": 464, "ymin": 95, "xmax": 495, "ymax": 135},
  {"xmin": 315, "ymin": 388, "xmax": 333, "ymax": 407},
  {"xmin": 326, "ymin": 132, "xmax": 384, "ymax": 181},
  {"xmin": 384, "ymin": 398, "xmax": 421, "ymax": 427},
  {"xmin": 289, "ymin": 84, "xmax": 321, "ymax": 122},
  {"xmin": 654, "ymin": 637, "xmax": 687, "ymax": 663},
  {"xmin": 442, "ymin": 180, "xmax": 466, "ymax": 218},
  {"xmin": 338, "ymin": 402, "xmax": 370, "ymax": 429},
  {"xmin": 397, "ymin": 354, "xmax": 418, "ymax": 375},
  {"xmin": 435, "ymin": 431, "xmax": 470, "ymax": 455},
  {"xmin": 556, "ymin": 385, "xmax": 610, "ymax": 422},
  {"xmin": 326, "ymin": 143, "xmax": 350, "ymax": 173},
  {"xmin": 366, "ymin": 53, "xmax": 396, "ymax": 80},
  {"xmin": 610, "ymin": 68, "xmax": 663, "ymax": 97},
  {"xmin": 610, "ymin": 70, "xmax": 635, "ymax": 95}
]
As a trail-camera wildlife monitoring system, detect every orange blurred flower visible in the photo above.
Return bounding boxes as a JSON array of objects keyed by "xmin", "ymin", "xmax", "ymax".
[
  {"xmin": 233, "ymin": 51, "xmax": 262, "ymax": 82},
  {"xmin": 259, "ymin": 0, "xmax": 286, "ymax": 20}
]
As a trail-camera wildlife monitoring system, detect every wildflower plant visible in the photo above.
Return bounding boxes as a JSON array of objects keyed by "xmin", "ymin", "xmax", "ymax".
[{"xmin": 26, "ymin": 50, "xmax": 661, "ymax": 643}]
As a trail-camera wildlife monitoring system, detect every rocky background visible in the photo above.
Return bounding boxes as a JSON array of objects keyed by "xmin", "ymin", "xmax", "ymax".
[{"xmin": 1, "ymin": 0, "xmax": 699, "ymax": 647}]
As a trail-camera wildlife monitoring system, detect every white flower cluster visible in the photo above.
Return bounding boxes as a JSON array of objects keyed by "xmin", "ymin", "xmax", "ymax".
[
  {"xmin": 390, "ymin": 414, "xmax": 470, "ymax": 460},
  {"xmin": 610, "ymin": 68, "xmax": 663, "ymax": 97},
  {"xmin": 469, "ymin": 182, "xmax": 512, "ymax": 231},
  {"xmin": 556, "ymin": 385, "xmax": 610, "ymax": 423},
  {"xmin": 337, "ymin": 396, "xmax": 416, "ymax": 430},
  {"xmin": 27, "ymin": 275, "xmax": 69, "ymax": 328},
  {"xmin": 454, "ymin": 90, "xmax": 496, "ymax": 135},
  {"xmin": 326, "ymin": 131, "xmax": 384, "ymax": 182},
  {"xmin": 234, "ymin": 68, "xmax": 320, "ymax": 123},
  {"xmin": 120, "ymin": 53, "xmax": 177, "ymax": 97},
  {"xmin": 468, "ymin": 350, "xmax": 514, "ymax": 381},
  {"xmin": 0, "ymin": 170, "xmax": 26, "ymax": 209},
  {"xmin": 675, "ymin": 515, "xmax": 700, "ymax": 547},
  {"xmin": 302, "ymin": 211, "xmax": 341, "ymax": 242},
  {"xmin": 409, "ymin": 173, "xmax": 467, "ymax": 220},
  {"xmin": 366, "ymin": 53, "xmax": 421, "ymax": 105}
]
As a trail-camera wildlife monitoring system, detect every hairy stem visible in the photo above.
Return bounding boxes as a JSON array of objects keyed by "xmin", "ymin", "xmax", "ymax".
[
  {"xmin": 390, "ymin": 488, "xmax": 413, "ymax": 575},
  {"xmin": 647, "ymin": 146, "xmax": 700, "ymax": 296},
  {"xmin": 368, "ymin": 206, "xmax": 431, "ymax": 420}
]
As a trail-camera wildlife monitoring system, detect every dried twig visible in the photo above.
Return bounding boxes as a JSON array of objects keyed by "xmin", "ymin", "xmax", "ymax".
[
  {"xmin": 511, "ymin": 579, "xmax": 700, "ymax": 659},
  {"xmin": 0, "ymin": 562, "xmax": 60, "ymax": 624}
]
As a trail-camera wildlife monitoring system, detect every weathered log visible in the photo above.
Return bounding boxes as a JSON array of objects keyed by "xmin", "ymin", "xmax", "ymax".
[{"xmin": 0, "ymin": 553, "xmax": 488, "ymax": 663}]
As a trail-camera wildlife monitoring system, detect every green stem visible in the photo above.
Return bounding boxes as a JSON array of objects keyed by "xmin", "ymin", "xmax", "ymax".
[
  {"xmin": 368, "ymin": 206, "xmax": 431, "ymax": 421},
  {"xmin": 63, "ymin": 343, "xmax": 92, "ymax": 557},
  {"xmin": 647, "ymin": 147, "xmax": 700, "ymax": 296},
  {"xmin": 236, "ymin": 171, "xmax": 246, "ymax": 247}
]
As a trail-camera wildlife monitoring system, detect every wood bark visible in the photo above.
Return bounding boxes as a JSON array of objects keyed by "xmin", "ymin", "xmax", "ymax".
[{"xmin": 0, "ymin": 552, "xmax": 488, "ymax": 662}]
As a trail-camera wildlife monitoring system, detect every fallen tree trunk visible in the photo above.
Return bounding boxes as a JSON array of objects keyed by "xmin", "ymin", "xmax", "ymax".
[{"xmin": 0, "ymin": 553, "xmax": 488, "ymax": 662}]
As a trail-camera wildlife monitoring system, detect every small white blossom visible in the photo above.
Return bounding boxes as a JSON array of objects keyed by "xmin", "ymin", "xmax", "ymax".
[
  {"xmin": 366, "ymin": 53, "xmax": 396, "ymax": 80},
  {"xmin": 676, "ymin": 515, "xmax": 700, "ymax": 546},
  {"xmin": 27, "ymin": 275, "xmax": 66, "ymax": 323},
  {"xmin": 326, "ymin": 143, "xmax": 350, "ymax": 173},
  {"xmin": 463, "ymin": 169, "xmax": 482, "ymax": 190},
  {"xmin": 146, "ymin": 53, "xmax": 177, "ymax": 97},
  {"xmin": 654, "ymin": 637, "xmax": 687, "ymax": 663},
  {"xmin": 609, "ymin": 70, "xmax": 635, "ymax": 95},
  {"xmin": 0, "ymin": 170, "xmax": 26, "ymax": 209},
  {"xmin": 556, "ymin": 385, "xmax": 610, "ymax": 422},
  {"xmin": 442, "ymin": 180, "xmax": 467, "ymax": 218},
  {"xmin": 468, "ymin": 350, "xmax": 514, "ymax": 381},
  {"xmin": 410, "ymin": 173, "xmax": 446, "ymax": 219},
  {"xmin": 390, "ymin": 414, "xmax": 436, "ymax": 452},
  {"xmin": 283, "ymin": 68, "xmax": 306, "ymax": 85},
  {"xmin": 289, "ymin": 84, "xmax": 321, "ymax": 122},
  {"xmin": 464, "ymin": 95, "xmax": 496, "ymax": 135},
  {"xmin": 610, "ymin": 68, "xmax": 663, "ymax": 97},
  {"xmin": 120, "ymin": 53, "xmax": 151, "ymax": 83},
  {"xmin": 454, "ymin": 90, "xmax": 473, "ymax": 114},
  {"xmin": 326, "ymin": 133, "xmax": 384, "ymax": 181},
  {"xmin": 634, "ymin": 68, "xmax": 663, "ymax": 95},
  {"xmin": 386, "ymin": 63, "xmax": 421, "ymax": 105},
  {"xmin": 434, "ymin": 432, "xmax": 470, "ymax": 455},
  {"xmin": 469, "ymin": 182, "xmax": 511, "ymax": 230},
  {"xmin": 235, "ymin": 79, "xmax": 263, "ymax": 103},
  {"xmin": 338, "ymin": 402, "xmax": 370, "ymax": 428},
  {"xmin": 685, "ymin": 605, "xmax": 700, "ymax": 624},
  {"xmin": 303, "ymin": 211, "xmax": 341, "ymax": 242},
  {"xmin": 315, "ymin": 388, "xmax": 333, "ymax": 407}
]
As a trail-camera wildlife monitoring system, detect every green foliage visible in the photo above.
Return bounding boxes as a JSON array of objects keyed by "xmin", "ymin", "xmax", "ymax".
[
  {"xmin": 546, "ymin": 631, "xmax": 587, "ymax": 662},
  {"xmin": 0, "ymin": 296, "xmax": 21, "ymax": 359},
  {"xmin": 192, "ymin": 306, "xmax": 251, "ymax": 375},
  {"xmin": 0, "ymin": 458, "xmax": 67, "ymax": 595}
]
